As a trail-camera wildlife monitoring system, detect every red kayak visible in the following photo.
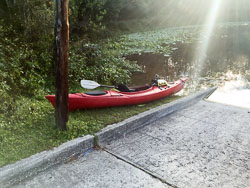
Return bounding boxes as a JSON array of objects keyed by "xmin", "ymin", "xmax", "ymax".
[{"xmin": 45, "ymin": 78, "xmax": 188, "ymax": 111}]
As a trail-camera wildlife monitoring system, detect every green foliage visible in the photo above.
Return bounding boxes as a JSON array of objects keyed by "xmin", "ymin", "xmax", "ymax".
[
  {"xmin": 1, "ymin": 0, "xmax": 54, "ymax": 42},
  {"xmin": 0, "ymin": 22, "xmax": 53, "ymax": 99},
  {"xmin": 102, "ymin": 28, "xmax": 195, "ymax": 56},
  {"xmin": 0, "ymin": 1, "xmax": 55, "ymax": 98},
  {"xmin": 69, "ymin": 0, "xmax": 107, "ymax": 39},
  {"xmin": 69, "ymin": 42, "xmax": 142, "ymax": 85}
]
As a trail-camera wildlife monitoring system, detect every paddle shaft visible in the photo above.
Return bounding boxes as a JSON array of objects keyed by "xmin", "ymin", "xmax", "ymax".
[{"xmin": 100, "ymin": 85, "xmax": 115, "ymax": 88}]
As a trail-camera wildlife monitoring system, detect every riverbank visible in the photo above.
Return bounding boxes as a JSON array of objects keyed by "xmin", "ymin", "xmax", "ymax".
[
  {"xmin": 0, "ymin": 27, "xmax": 195, "ymax": 167},
  {"xmin": 0, "ymin": 93, "xmax": 181, "ymax": 167},
  {"xmin": 0, "ymin": 88, "xmax": 216, "ymax": 187}
]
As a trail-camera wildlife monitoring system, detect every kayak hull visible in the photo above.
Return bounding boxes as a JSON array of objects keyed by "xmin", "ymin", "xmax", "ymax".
[{"xmin": 45, "ymin": 78, "xmax": 187, "ymax": 111}]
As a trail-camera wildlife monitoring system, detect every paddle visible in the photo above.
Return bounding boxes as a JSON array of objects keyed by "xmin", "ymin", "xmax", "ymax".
[{"xmin": 80, "ymin": 80, "xmax": 115, "ymax": 89}]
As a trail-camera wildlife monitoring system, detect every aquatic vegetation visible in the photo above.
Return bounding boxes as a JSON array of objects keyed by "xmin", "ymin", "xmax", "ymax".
[{"xmin": 102, "ymin": 28, "xmax": 197, "ymax": 56}]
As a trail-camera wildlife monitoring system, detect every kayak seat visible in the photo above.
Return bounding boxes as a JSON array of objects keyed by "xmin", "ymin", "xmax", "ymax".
[
  {"xmin": 117, "ymin": 84, "xmax": 136, "ymax": 92},
  {"xmin": 84, "ymin": 90, "xmax": 106, "ymax": 96},
  {"xmin": 131, "ymin": 84, "xmax": 151, "ymax": 91}
]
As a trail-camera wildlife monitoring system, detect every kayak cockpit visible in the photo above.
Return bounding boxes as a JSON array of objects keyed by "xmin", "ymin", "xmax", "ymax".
[
  {"xmin": 83, "ymin": 84, "xmax": 153, "ymax": 96},
  {"xmin": 117, "ymin": 84, "xmax": 151, "ymax": 92},
  {"xmin": 84, "ymin": 90, "xmax": 107, "ymax": 96}
]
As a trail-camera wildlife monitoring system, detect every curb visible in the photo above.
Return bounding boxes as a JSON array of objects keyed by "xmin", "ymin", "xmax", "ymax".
[
  {"xmin": 0, "ymin": 87, "xmax": 216, "ymax": 187},
  {"xmin": 0, "ymin": 135, "xmax": 94, "ymax": 187},
  {"xmin": 96, "ymin": 87, "xmax": 217, "ymax": 145}
]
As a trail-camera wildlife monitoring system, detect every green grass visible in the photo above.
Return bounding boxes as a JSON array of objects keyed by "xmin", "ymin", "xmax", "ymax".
[{"xmin": 0, "ymin": 94, "xmax": 181, "ymax": 167}]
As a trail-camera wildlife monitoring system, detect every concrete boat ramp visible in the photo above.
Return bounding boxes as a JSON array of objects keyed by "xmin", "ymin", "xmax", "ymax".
[{"xmin": 1, "ymin": 88, "xmax": 250, "ymax": 188}]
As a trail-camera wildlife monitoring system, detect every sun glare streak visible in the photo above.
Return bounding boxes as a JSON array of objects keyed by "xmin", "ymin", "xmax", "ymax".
[{"xmin": 193, "ymin": 0, "xmax": 223, "ymax": 80}]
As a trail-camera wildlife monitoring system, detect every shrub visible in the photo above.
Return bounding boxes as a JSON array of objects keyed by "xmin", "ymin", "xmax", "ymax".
[
  {"xmin": 69, "ymin": 42, "xmax": 142, "ymax": 86},
  {"xmin": 0, "ymin": 22, "xmax": 53, "ymax": 99}
]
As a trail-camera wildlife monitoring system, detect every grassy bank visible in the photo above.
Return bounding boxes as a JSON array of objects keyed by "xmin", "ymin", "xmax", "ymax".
[
  {"xmin": 0, "ymin": 25, "xmax": 203, "ymax": 167},
  {"xmin": 0, "ymin": 94, "xmax": 181, "ymax": 167},
  {"xmin": 0, "ymin": 26, "xmax": 198, "ymax": 167}
]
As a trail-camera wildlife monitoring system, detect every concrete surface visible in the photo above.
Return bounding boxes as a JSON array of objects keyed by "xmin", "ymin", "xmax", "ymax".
[
  {"xmin": 104, "ymin": 100, "xmax": 250, "ymax": 188},
  {"xmin": 0, "ymin": 135, "xmax": 94, "ymax": 187},
  {"xmin": 2, "ymin": 88, "xmax": 250, "ymax": 188},
  {"xmin": 12, "ymin": 150, "xmax": 170, "ymax": 188},
  {"xmin": 96, "ymin": 87, "xmax": 217, "ymax": 144}
]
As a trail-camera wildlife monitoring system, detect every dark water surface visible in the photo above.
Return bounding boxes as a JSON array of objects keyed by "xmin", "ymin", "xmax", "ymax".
[{"xmin": 128, "ymin": 25, "xmax": 250, "ymax": 108}]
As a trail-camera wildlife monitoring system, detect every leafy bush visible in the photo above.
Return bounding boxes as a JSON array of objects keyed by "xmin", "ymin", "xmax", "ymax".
[
  {"xmin": 0, "ymin": 23, "xmax": 53, "ymax": 99},
  {"xmin": 69, "ymin": 42, "xmax": 142, "ymax": 86},
  {"xmin": 69, "ymin": 0, "xmax": 107, "ymax": 40}
]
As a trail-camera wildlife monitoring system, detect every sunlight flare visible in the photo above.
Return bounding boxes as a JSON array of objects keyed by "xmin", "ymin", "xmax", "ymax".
[{"xmin": 193, "ymin": 0, "xmax": 223, "ymax": 79}]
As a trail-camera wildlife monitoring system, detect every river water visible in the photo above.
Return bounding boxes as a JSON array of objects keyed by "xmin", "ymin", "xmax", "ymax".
[{"xmin": 128, "ymin": 25, "xmax": 250, "ymax": 109}]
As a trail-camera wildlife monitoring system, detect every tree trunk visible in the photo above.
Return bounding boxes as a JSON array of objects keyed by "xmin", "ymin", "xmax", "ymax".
[{"xmin": 54, "ymin": 0, "xmax": 69, "ymax": 130}]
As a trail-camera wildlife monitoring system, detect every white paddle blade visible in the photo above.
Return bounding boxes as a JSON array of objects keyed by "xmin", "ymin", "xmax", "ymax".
[{"xmin": 80, "ymin": 80, "xmax": 100, "ymax": 89}]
